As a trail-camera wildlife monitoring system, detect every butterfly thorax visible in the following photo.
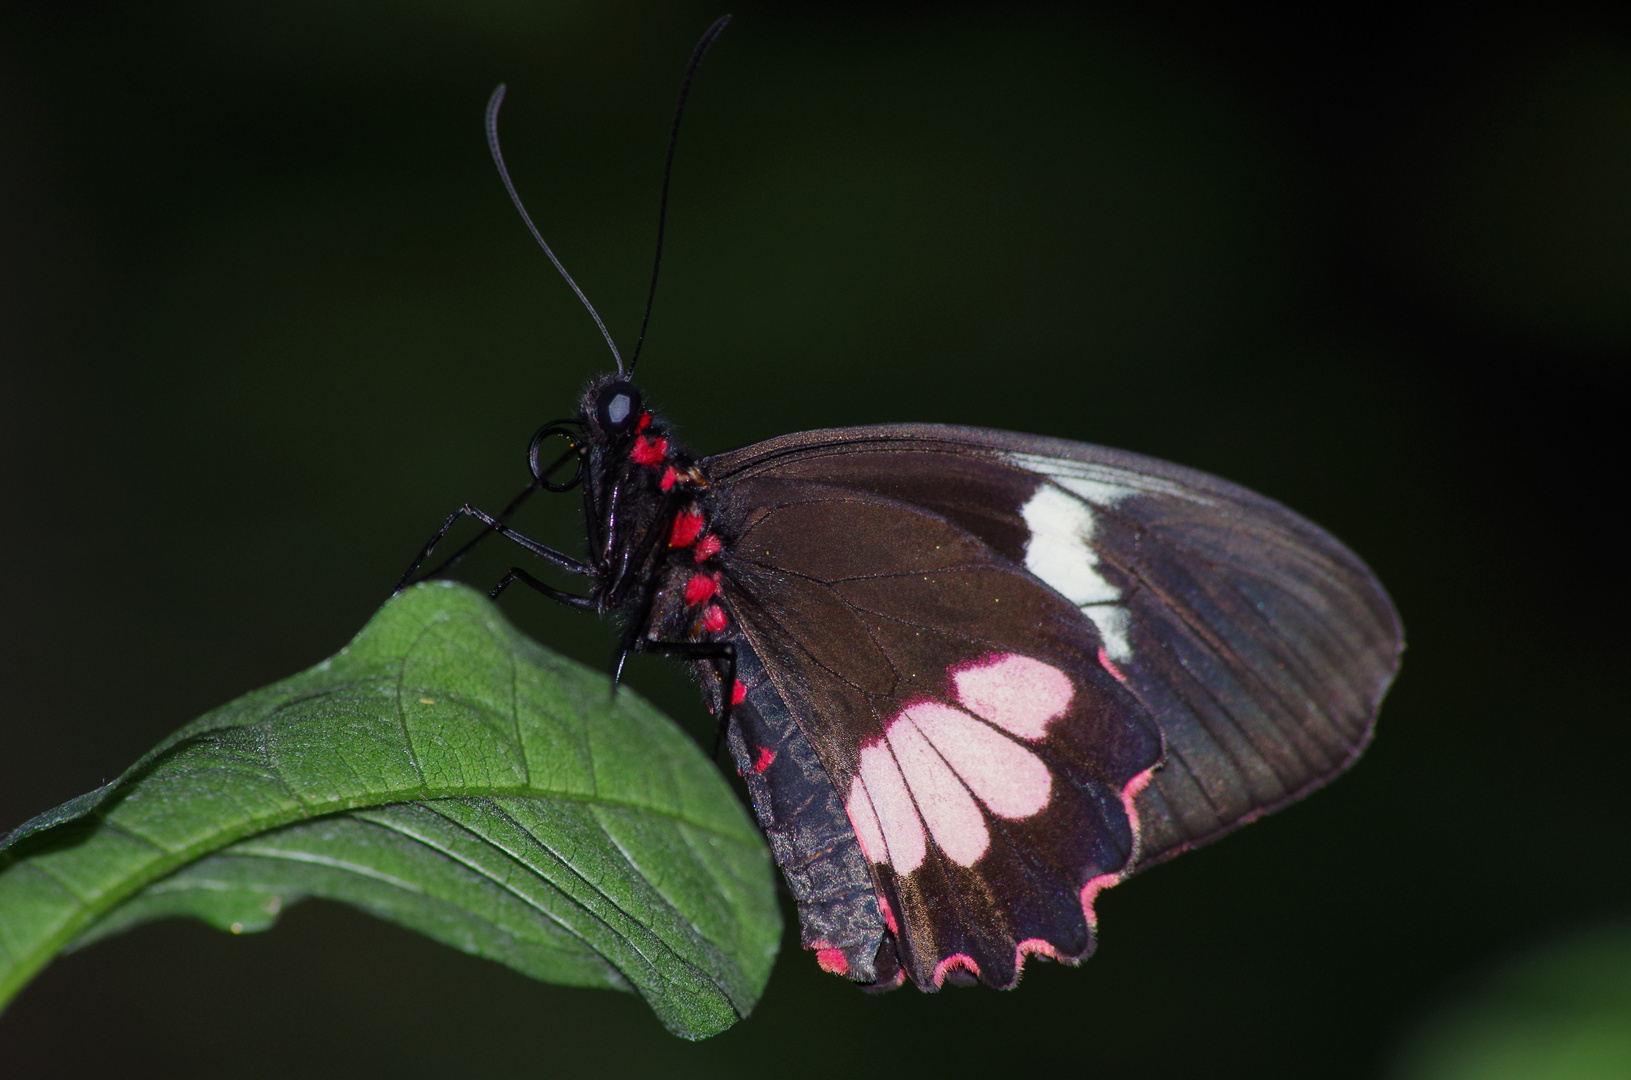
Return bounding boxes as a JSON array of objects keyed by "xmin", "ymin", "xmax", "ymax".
[{"xmin": 576, "ymin": 377, "xmax": 729, "ymax": 644}]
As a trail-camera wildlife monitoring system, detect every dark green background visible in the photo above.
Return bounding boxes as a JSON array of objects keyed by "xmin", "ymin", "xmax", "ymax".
[{"xmin": 1, "ymin": 3, "xmax": 1626, "ymax": 1077}]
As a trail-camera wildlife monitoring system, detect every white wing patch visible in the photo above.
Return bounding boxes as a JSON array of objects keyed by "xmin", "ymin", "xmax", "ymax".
[
  {"xmin": 1013, "ymin": 480, "xmax": 1134, "ymax": 661},
  {"xmin": 843, "ymin": 653, "xmax": 1068, "ymax": 875},
  {"xmin": 1003, "ymin": 450, "xmax": 1210, "ymax": 504}
]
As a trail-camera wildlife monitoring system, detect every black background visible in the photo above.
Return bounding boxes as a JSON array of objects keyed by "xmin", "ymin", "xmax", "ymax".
[{"xmin": 1, "ymin": 2, "xmax": 1626, "ymax": 1077}]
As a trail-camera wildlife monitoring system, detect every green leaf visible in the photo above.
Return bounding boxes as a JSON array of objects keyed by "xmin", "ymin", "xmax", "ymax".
[
  {"xmin": 0, "ymin": 582, "xmax": 781, "ymax": 1039},
  {"xmin": 1389, "ymin": 921, "xmax": 1631, "ymax": 1080}
]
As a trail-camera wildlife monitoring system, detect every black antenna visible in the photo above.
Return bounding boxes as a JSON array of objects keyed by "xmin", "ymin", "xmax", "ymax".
[
  {"xmin": 626, "ymin": 14, "xmax": 732, "ymax": 377},
  {"xmin": 486, "ymin": 84, "xmax": 626, "ymax": 375}
]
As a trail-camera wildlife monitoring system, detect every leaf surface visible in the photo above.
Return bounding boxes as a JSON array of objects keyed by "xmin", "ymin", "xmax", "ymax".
[{"xmin": 0, "ymin": 582, "xmax": 781, "ymax": 1038}]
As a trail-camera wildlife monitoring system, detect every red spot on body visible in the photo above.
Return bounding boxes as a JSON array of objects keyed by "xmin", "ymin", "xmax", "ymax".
[
  {"xmin": 669, "ymin": 509, "xmax": 705, "ymax": 548},
  {"xmin": 1097, "ymin": 647, "xmax": 1129, "ymax": 684},
  {"xmin": 730, "ymin": 679, "xmax": 747, "ymax": 705},
  {"xmin": 630, "ymin": 435, "xmax": 668, "ymax": 467},
  {"xmin": 634, "ymin": 412, "xmax": 651, "ymax": 433},
  {"xmin": 702, "ymin": 604, "xmax": 728, "ymax": 632},
  {"xmin": 692, "ymin": 534, "xmax": 722, "ymax": 562},
  {"xmin": 684, "ymin": 572, "xmax": 719, "ymax": 606},
  {"xmin": 815, "ymin": 948, "xmax": 850, "ymax": 976},
  {"xmin": 659, "ymin": 465, "xmax": 678, "ymax": 491},
  {"xmin": 752, "ymin": 746, "xmax": 776, "ymax": 773}
]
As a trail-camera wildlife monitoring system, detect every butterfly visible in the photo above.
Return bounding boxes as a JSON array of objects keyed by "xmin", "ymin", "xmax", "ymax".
[{"xmin": 399, "ymin": 17, "xmax": 1403, "ymax": 992}]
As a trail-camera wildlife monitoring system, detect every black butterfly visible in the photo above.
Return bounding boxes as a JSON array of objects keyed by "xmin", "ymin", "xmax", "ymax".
[{"xmin": 399, "ymin": 18, "xmax": 1403, "ymax": 992}]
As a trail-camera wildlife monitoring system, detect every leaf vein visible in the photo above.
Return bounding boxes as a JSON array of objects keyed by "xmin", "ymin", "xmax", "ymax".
[
  {"xmin": 356, "ymin": 804, "xmax": 626, "ymax": 958},
  {"xmin": 230, "ymin": 847, "xmax": 426, "ymax": 893}
]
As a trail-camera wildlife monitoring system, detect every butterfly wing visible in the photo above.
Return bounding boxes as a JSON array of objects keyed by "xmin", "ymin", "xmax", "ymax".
[
  {"xmin": 712, "ymin": 476, "xmax": 1163, "ymax": 989},
  {"xmin": 708, "ymin": 424, "xmax": 1402, "ymax": 877}
]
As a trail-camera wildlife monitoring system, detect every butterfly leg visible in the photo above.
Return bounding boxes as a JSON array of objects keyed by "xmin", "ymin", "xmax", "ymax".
[
  {"xmin": 395, "ymin": 481, "xmax": 594, "ymax": 593},
  {"xmin": 488, "ymin": 566, "xmax": 598, "ymax": 611},
  {"xmin": 636, "ymin": 639, "xmax": 738, "ymax": 759}
]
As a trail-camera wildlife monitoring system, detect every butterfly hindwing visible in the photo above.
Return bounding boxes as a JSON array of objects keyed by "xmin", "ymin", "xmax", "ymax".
[{"xmin": 712, "ymin": 476, "xmax": 1163, "ymax": 988}]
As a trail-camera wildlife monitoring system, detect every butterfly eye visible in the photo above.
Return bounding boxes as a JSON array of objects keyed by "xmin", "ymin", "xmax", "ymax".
[{"xmin": 597, "ymin": 382, "xmax": 642, "ymax": 432}]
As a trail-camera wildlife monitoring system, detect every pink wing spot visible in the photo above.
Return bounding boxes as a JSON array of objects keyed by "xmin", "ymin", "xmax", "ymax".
[
  {"xmin": 886, "ymin": 713, "xmax": 989, "ymax": 867},
  {"xmin": 684, "ymin": 572, "xmax": 719, "ymax": 606},
  {"xmin": 692, "ymin": 534, "xmax": 723, "ymax": 562},
  {"xmin": 932, "ymin": 953, "xmax": 981, "ymax": 987},
  {"xmin": 752, "ymin": 746, "xmax": 776, "ymax": 774},
  {"xmin": 815, "ymin": 948, "xmax": 850, "ymax": 976},
  {"xmin": 953, "ymin": 653, "xmax": 1074, "ymax": 740},
  {"xmin": 1097, "ymin": 646, "xmax": 1129, "ymax": 684},
  {"xmin": 844, "ymin": 776, "xmax": 887, "ymax": 865},
  {"xmin": 659, "ymin": 465, "xmax": 679, "ymax": 491},
  {"xmin": 877, "ymin": 892, "xmax": 899, "ymax": 935},
  {"xmin": 905, "ymin": 702, "xmax": 1052, "ymax": 820},
  {"xmin": 669, "ymin": 509, "xmax": 705, "ymax": 548},
  {"xmin": 701, "ymin": 604, "xmax": 728, "ymax": 633},
  {"xmin": 730, "ymin": 679, "xmax": 747, "ymax": 706},
  {"xmin": 857, "ymin": 742, "xmax": 926, "ymax": 874}
]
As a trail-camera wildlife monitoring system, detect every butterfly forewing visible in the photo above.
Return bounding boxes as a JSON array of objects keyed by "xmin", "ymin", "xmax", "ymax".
[{"xmin": 707, "ymin": 424, "xmax": 1402, "ymax": 881}]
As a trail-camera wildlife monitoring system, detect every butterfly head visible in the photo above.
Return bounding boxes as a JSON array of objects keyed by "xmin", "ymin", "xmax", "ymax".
[
  {"xmin": 576, "ymin": 374, "xmax": 686, "ymax": 477},
  {"xmin": 585, "ymin": 378, "xmax": 644, "ymax": 440},
  {"xmin": 569, "ymin": 373, "xmax": 709, "ymax": 612},
  {"xmin": 523, "ymin": 376, "xmax": 646, "ymax": 493}
]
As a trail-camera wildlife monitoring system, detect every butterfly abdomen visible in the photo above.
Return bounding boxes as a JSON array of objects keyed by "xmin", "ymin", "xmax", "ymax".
[{"xmin": 724, "ymin": 643, "xmax": 896, "ymax": 986}]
